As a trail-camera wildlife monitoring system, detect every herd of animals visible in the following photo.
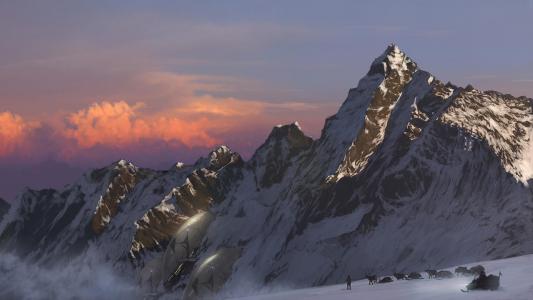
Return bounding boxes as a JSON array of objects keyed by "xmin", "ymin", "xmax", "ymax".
[{"xmin": 359, "ymin": 264, "xmax": 500, "ymax": 291}]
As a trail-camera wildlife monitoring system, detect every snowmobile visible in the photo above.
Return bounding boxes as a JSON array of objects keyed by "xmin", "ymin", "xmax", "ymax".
[{"xmin": 461, "ymin": 271, "xmax": 501, "ymax": 292}]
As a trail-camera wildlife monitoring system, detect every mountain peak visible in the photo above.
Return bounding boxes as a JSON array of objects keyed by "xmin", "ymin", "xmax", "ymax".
[
  {"xmin": 386, "ymin": 42, "xmax": 401, "ymax": 53},
  {"xmin": 273, "ymin": 121, "xmax": 303, "ymax": 133},
  {"xmin": 111, "ymin": 159, "xmax": 136, "ymax": 171},
  {"xmin": 251, "ymin": 123, "xmax": 313, "ymax": 188},
  {"xmin": 208, "ymin": 145, "xmax": 242, "ymax": 171},
  {"xmin": 174, "ymin": 162, "xmax": 186, "ymax": 170},
  {"xmin": 275, "ymin": 121, "xmax": 302, "ymax": 130},
  {"xmin": 266, "ymin": 122, "xmax": 313, "ymax": 149},
  {"xmin": 367, "ymin": 43, "xmax": 417, "ymax": 76}
]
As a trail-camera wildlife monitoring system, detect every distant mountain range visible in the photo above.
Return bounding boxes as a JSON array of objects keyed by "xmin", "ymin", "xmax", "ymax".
[{"xmin": 1, "ymin": 44, "xmax": 531, "ymax": 299}]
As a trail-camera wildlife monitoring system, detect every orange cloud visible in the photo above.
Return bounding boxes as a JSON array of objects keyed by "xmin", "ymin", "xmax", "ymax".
[
  {"xmin": 152, "ymin": 116, "xmax": 218, "ymax": 146},
  {"xmin": 0, "ymin": 111, "xmax": 36, "ymax": 156},
  {"xmin": 0, "ymin": 70, "xmax": 332, "ymax": 165},
  {"xmin": 64, "ymin": 101, "xmax": 220, "ymax": 149},
  {"xmin": 0, "ymin": 96, "xmax": 324, "ymax": 161}
]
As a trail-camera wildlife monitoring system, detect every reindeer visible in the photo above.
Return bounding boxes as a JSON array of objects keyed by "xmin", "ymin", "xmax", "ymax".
[
  {"xmin": 454, "ymin": 266, "xmax": 469, "ymax": 276},
  {"xmin": 407, "ymin": 272, "xmax": 423, "ymax": 280},
  {"xmin": 393, "ymin": 272, "xmax": 407, "ymax": 280},
  {"xmin": 364, "ymin": 268, "xmax": 378, "ymax": 285},
  {"xmin": 436, "ymin": 270, "xmax": 454, "ymax": 279},
  {"xmin": 424, "ymin": 266, "xmax": 437, "ymax": 279},
  {"xmin": 366, "ymin": 275, "xmax": 378, "ymax": 285},
  {"xmin": 425, "ymin": 268, "xmax": 438, "ymax": 279}
]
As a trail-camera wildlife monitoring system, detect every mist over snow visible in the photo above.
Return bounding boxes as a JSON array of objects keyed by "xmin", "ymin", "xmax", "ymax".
[{"xmin": 0, "ymin": 253, "xmax": 142, "ymax": 300}]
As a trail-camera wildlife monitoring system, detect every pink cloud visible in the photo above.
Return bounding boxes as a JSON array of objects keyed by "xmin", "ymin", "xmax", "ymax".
[
  {"xmin": 63, "ymin": 101, "xmax": 221, "ymax": 148},
  {"xmin": 0, "ymin": 71, "xmax": 335, "ymax": 170},
  {"xmin": 0, "ymin": 111, "xmax": 37, "ymax": 156}
]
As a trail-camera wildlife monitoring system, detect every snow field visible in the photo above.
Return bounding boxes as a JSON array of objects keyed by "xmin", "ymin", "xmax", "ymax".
[{"xmin": 229, "ymin": 254, "xmax": 533, "ymax": 300}]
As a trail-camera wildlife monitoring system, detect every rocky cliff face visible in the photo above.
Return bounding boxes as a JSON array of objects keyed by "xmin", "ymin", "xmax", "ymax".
[
  {"xmin": 91, "ymin": 160, "xmax": 140, "ymax": 235},
  {"xmin": 0, "ymin": 44, "xmax": 531, "ymax": 299},
  {"xmin": 130, "ymin": 146, "xmax": 243, "ymax": 263}
]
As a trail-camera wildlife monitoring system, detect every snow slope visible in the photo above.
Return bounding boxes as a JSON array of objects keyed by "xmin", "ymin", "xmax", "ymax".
[{"xmin": 230, "ymin": 254, "xmax": 533, "ymax": 300}]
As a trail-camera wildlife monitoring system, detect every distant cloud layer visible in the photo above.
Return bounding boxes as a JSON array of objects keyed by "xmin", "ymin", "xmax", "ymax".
[
  {"xmin": 64, "ymin": 101, "xmax": 219, "ymax": 149},
  {"xmin": 0, "ymin": 71, "xmax": 331, "ymax": 172}
]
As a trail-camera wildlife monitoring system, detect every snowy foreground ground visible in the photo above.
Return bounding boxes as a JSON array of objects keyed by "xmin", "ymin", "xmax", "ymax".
[{"xmin": 229, "ymin": 255, "xmax": 533, "ymax": 300}]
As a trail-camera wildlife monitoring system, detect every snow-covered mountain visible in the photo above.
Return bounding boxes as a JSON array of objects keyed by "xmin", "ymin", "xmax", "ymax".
[{"xmin": 0, "ymin": 44, "xmax": 531, "ymax": 299}]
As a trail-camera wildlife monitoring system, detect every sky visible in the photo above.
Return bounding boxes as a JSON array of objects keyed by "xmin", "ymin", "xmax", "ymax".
[{"xmin": 1, "ymin": 0, "xmax": 532, "ymax": 200}]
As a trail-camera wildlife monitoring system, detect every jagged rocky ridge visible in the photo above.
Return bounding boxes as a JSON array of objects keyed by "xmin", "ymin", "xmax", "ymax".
[{"xmin": 0, "ymin": 44, "xmax": 531, "ymax": 299}]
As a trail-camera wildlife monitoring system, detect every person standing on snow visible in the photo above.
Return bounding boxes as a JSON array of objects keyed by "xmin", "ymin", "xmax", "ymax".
[
  {"xmin": 346, "ymin": 275, "xmax": 352, "ymax": 290},
  {"xmin": 477, "ymin": 270, "xmax": 488, "ymax": 289}
]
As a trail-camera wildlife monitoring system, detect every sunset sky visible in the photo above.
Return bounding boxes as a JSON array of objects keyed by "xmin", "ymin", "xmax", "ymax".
[{"xmin": 1, "ymin": 0, "xmax": 532, "ymax": 200}]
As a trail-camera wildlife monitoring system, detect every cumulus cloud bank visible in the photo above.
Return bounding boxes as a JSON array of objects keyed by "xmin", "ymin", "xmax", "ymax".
[
  {"xmin": 64, "ymin": 101, "xmax": 219, "ymax": 149},
  {"xmin": 0, "ymin": 112, "xmax": 38, "ymax": 157},
  {"xmin": 0, "ymin": 71, "xmax": 326, "ymax": 164}
]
